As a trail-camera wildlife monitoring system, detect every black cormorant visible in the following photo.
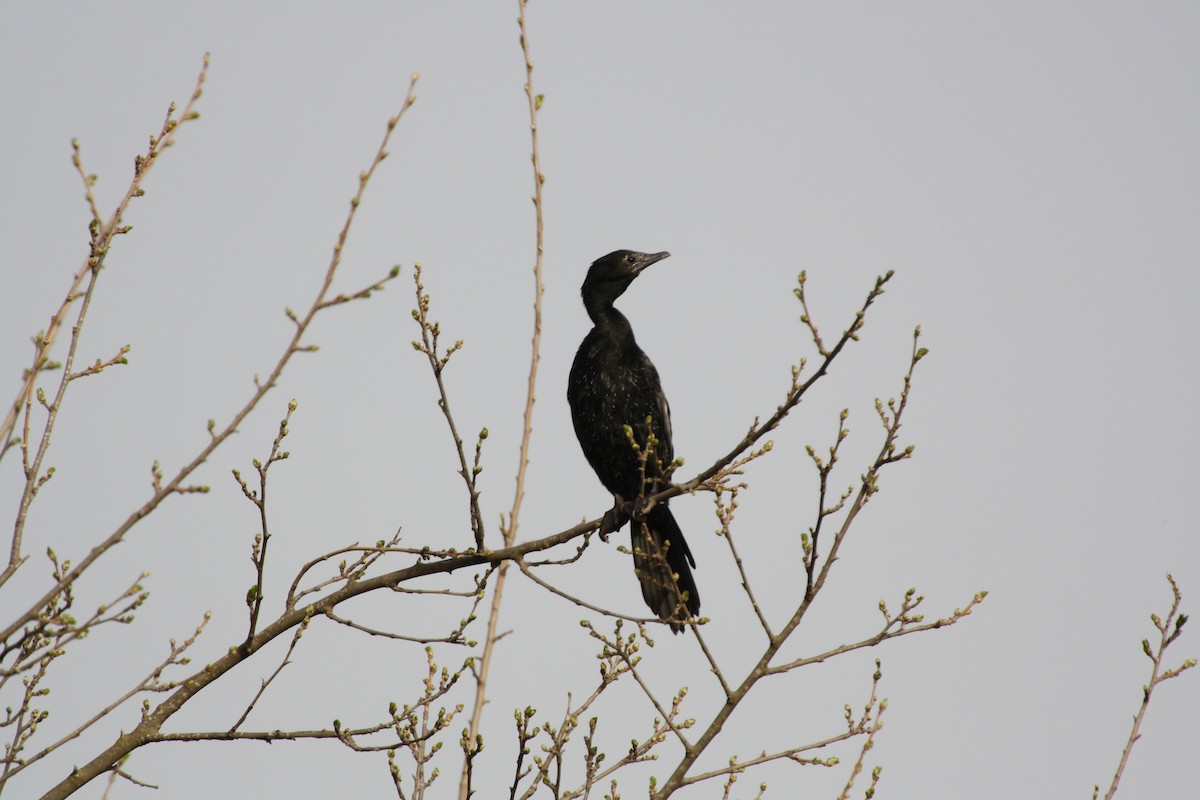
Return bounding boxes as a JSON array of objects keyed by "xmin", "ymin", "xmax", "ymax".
[{"xmin": 567, "ymin": 250, "xmax": 699, "ymax": 633}]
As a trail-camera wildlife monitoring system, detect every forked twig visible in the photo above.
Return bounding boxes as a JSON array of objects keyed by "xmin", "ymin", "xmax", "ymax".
[
  {"xmin": 2, "ymin": 58, "xmax": 209, "ymax": 590},
  {"xmin": 0, "ymin": 72, "xmax": 415, "ymax": 653},
  {"xmin": 1095, "ymin": 574, "xmax": 1194, "ymax": 800}
]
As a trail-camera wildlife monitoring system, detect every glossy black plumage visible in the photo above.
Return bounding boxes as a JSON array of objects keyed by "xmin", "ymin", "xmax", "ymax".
[{"xmin": 567, "ymin": 250, "xmax": 699, "ymax": 633}]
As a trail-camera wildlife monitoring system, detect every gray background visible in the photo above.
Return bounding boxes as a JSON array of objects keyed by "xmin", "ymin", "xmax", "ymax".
[{"xmin": 2, "ymin": 2, "xmax": 1197, "ymax": 798}]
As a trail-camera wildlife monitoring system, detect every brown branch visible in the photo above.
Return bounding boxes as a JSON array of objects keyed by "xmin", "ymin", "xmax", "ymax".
[
  {"xmin": 324, "ymin": 566, "xmax": 491, "ymax": 647},
  {"xmin": 148, "ymin": 723, "xmax": 389, "ymax": 744},
  {"xmin": 653, "ymin": 324, "xmax": 928, "ymax": 798},
  {"xmin": 32, "ymin": 257, "xmax": 897, "ymax": 799},
  {"xmin": 505, "ymin": 0, "xmax": 548, "ymax": 553},
  {"xmin": 228, "ymin": 615, "xmax": 310, "ymax": 733},
  {"xmin": 714, "ymin": 486, "xmax": 774, "ymax": 640},
  {"xmin": 1, "ymin": 56, "xmax": 209, "ymax": 589},
  {"xmin": 10, "ymin": 268, "xmax": 102, "ymax": 589},
  {"xmin": 1, "ymin": 564, "xmax": 147, "ymax": 680},
  {"xmin": 691, "ymin": 737, "xmax": 842, "ymax": 788},
  {"xmin": 514, "ymin": 687, "xmax": 609, "ymax": 800},
  {"xmin": 665, "ymin": 666, "xmax": 887, "ymax": 797},
  {"xmin": 286, "ymin": 531, "xmax": 405, "ymax": 608},
  {"xmin": 26, "ymin": 297, "xmax": 905, "ymax": 795},
  {"xmin": 0, "ymin": 639, "xmax": 54, "ymax": 787},
  {"xmin": 574, "ymin": 709, "xmax": 671, "ymax": 800},
  {"xmin": 372, "ymin": 648, "xmax": 469, "ymax": 797},
  {"xmin": 2, "ymin": 611, "xmax": 209, "ymax": 787},
  {"xmin": 66, "ymin": 344, "xmax": 130, "ymax": 382},
  {"xmin": 0, "ymin": 72, "xmax": 416, "ymax": 657},
  {"xmin": 236, "ymin": 401, "xmax": 297, "ymax": 651},
  {"xmin": 25, "ymin": 291, "xmax": 916, "ymax": 791},
  {"xmin": 680, "ymin": 667, "xmax": 878, "ymax": 791},
  {"xmin": 462, "ymin": 3, "xmax": 547, "ymax": 796},
  {"xmin": 516, "ymin": 557, "xmax": 661, "ymax": 629},
  {"xmin": 524, "ymin": 530, "xmax": 597, "ymax": 566},
  {"xmin": 835, "ymin": 660, "xmax": 887, "ymax": 800},
  {"xmin": 510, "ymin": 622, "xmax": 669, "ymax": 800},
  {"xmin": 1096, "ymin": 574, "xmax": 1195, "ymax": 800},
  {"xmin": 766, "ymin": 588, "xmax": 986, "ymax": 676},
  {"xmin": 104, "ymin": 766, "xmax": 157, "ymax": 792},
  {"xmin": 688, "ymin": 624, "xmax": 732, "ymax": 699},
  {"xmin": 582, "ymin": 622, "xmax": 694, "ymax": 757},
  {"xmin": 802, "ymin": 408, "xmax": 850, "ymax": 597},
  {"xmin": 34, "ymin": 517, "xmax": 603, "ymax": 800},
  {"xmin": 409, "ymin": 264, "xmax": 486, "ymax": 549},
  {"xmin": 648, "ymin": 272, "xmax": 894, "ymax": 516}
]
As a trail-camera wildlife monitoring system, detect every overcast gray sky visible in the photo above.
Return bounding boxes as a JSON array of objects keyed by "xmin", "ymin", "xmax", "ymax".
[{"xmin": 3, "ymin": 3, "xmax": 1198, "ymax": 798}]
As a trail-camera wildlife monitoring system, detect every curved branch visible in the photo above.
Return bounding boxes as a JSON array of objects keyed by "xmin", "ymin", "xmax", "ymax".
[
  {"xmin": 37, "ymin": 269, "xmax": 899, "ymax": 800},
  {"xmin": 1, "ymin": 59, "xmax": 209, "ymax": 590},
  {"xmin": 1, "ymin": 73, "xmax": 417, "ymax": 654}
]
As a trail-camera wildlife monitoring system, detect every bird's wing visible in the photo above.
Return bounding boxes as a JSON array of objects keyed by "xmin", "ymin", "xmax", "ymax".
[{"xmin": 647, "ymin": 358, "xmax": 674, "ymax": 470}]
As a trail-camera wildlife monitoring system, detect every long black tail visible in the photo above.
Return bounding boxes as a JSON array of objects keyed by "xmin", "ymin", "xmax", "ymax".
[{"xmin": 631, "ymin": 504, "xmax": 699, "ymax": 633}]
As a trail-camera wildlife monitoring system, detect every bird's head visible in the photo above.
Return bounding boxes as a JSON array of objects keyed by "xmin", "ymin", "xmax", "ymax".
[{"xmin": 581, "ymin": 250, "xmax": 671, "ymax": 308}]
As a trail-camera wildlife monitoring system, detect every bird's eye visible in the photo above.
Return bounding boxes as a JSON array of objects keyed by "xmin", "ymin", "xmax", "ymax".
[{"xmin": 625, "ymin": 253, "xmax": 637, "ymax": 263}]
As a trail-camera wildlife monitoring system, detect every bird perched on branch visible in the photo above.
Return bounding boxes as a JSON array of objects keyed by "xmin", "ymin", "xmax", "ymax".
[{"xmin": 567, "ymin": 249, "xmax": 699, "ymax": 633}]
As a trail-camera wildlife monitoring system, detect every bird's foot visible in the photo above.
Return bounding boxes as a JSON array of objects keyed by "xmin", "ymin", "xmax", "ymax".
[
  {"xmin": 629, "ymin": 494, "xmax": 653, "ymax": 522},
  {"xmin": 598, "ymin": 510, "xmax": 615, "ymax": 542},
  {"xmin": 600, "ymin": 497, "xmax": 636, "ymax": 539}
]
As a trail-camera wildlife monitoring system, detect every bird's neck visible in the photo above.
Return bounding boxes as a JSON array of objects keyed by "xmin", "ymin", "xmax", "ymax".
[{"xmin": 585, "ymin": 302, "xmax": 636, "ymax": 345}]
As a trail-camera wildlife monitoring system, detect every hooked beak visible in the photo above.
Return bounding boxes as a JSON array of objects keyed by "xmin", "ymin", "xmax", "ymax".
[{"xmin": 635, "ymin": 251, "xmax": 671, "ymax": 273}]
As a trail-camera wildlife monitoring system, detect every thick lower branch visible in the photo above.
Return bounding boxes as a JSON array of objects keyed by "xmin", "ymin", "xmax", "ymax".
[{"xmin": 37, "ymin": 520, "xmax": 594, "ymax": 800}]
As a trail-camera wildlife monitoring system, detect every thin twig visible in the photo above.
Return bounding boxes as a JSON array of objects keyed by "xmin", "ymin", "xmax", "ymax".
[
  {"xmin": 504, "ymin": 0, "xmax": 547, "ymax": 554},
  {"xmin": 0, "ymin": 72, "xmax": 415, "ymax": 657},
  {"xmin": 323, "ymin": 608, "xmax": 472, "ymax": 645},
  {"xmin": 1, "ymin": 568, "xmax": 147, "ymax": 680},
  {"xmin": 229, "ymin": 615, "xmax": 311, "ymax": 733},
  {"xmin": 34, "ymin": 512, "xmax": 603, "ymax": 800},
  {"xmin": 653, "ymin": 324, "xmax": 927, "ymax": 798},
  {"xmin": 766, "ymin": 589, "xmax": 985, "ymax": 676},
  {"xmin": 1, "ymin": 56, "xmax": 210, "ymax": 589},
  {"xmin": 409, "ymin": 265, "xmax": 486, "ymax": 549},
  {"xmin": 688, "ymin": 624, "xmax": 732, "ymax": 699},
  {"xmin": 1096, "ymin": 574, "xmax": 1194, "ymax": 800},
  {"xmin": 516, "ymin": 557, "xmax": 660, "ymax": 628},
  {"xmin": 836, "ymin": 661, "xmax": 886, "ymax": 800},
  {"xmin": 715, "ymin": 486, "xmax": 774, "ymax": 640},
  {"xmin": 286, "ymin": 531, "xmax": 406, "ymax": 608},
  {"xmin": 236, "ymin": 401, "xmax": 297, "ymax": 651},
  {"xmin": 461, "ymin": 3, "xmax": 547, "ymax": 796},
  {"xmin": 648, "ymin": 272, "xmax": 895, "ymax": 515},
  {"xmin": 1, "ymin": 612, "xmax": 209, "ymax": 786},
  {"xmin": 34, "ymin": 274, "xmax": 900, "ymax": 798},
  {"xmin": 803, "ymin": 409, "xmax": 851, "ymax": 598}
]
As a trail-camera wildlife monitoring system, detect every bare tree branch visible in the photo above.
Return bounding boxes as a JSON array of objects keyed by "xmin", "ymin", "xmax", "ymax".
[
  {"xmin": 1, "ymin": 58, "xmax": 209, "ymax": 590},
  {"xmin": 1095, "ymin": 574, "xmax": 1194, "ymax": 800},
  {"xmin": 1, "ymin": 612, "xmax": 209, "ymax": 788},
  {"xmin": 0, "ymin": 69, "xmax": 415, "ymax": 663},
  {"xmin": 652, "ymin": 328, "xmax": 943, "ymax": 797},
  {"xmin": 461, "ymin": 3, "xmax": 548, "ymax": 796},
  {"xmin": 235, "ymin": 401, "xmax": 297, "ymax": 650},
  {"xmin": 229, "ymin": 616, "xmax": 310, "ymax": 733},
  {"xmin": 409, "ymin": 265, "xmax": 487, "ymax": 550}
]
